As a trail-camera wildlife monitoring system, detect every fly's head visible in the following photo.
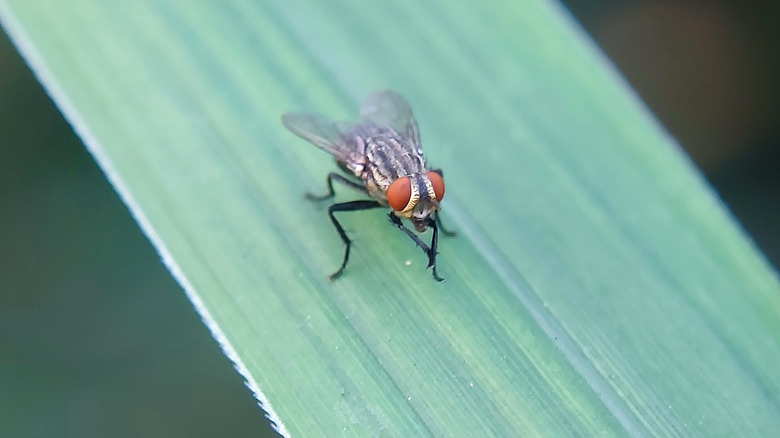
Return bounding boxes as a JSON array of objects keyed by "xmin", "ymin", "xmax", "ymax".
[{"xmin": 386, "ymin": 171, "xmax": 446, "ymax": 232}]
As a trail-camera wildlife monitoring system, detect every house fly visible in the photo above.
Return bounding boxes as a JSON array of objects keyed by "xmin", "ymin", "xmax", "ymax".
[{"xmin": 281, "ymin": 90, "xmax": 455, "ymax": 281}]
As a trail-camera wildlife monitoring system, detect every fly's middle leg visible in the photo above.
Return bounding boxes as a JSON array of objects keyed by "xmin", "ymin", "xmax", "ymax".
[
  {"xmin": 306, "ymin": 173, "xmax": 367, "ymax": 201},
  {"xmin": 326, "ymin": 200, "xmax": 384, "ymax": 280}
]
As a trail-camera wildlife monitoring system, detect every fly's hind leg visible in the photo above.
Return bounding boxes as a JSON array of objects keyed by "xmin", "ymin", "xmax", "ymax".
[
  {"xmin": 306, "ymin": 172, "xmax": 367, "ymax": 201},
  {"xmin": 326, "ymin": 200, "xmax": 384, "ymax": 280}
]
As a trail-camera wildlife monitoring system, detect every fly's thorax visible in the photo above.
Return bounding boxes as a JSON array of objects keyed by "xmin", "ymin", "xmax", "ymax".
[
  {"xmin": 363, "ymin": 173, "xmax": 384, "ymax": 202},
  {"xmin": 362, "ymin": 130, "xmax": 426, "ymax": 193}
]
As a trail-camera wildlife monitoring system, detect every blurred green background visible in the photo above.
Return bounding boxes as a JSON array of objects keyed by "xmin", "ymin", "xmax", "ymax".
[
  {"xmin": 565, "ymin": 0, "xmax": 780, "ymax": 264},
  {"xmin": 0, "ymin": 16, "xmax": 279, "ymax": 438},
  {"xmin": 1, "ymin": 1, "xmax": 778, "ymax": 437}
]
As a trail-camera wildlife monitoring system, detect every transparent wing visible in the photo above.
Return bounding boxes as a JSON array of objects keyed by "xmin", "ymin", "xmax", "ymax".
[
  {"xmin": 281, "ymin": 112, "xmax": 355, "ymax": 160},
  {"xmin": 359, "ymin": 90, "xmax": 421, "ymax": 149}
]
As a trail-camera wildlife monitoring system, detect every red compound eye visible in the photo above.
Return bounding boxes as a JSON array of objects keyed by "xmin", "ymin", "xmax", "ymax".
[
  {"xmin": 427, "ymin": 171, "xmax": 445, "ymax": 201},
  {"xmin": 387, "ymin": 177, "xmax": 412, "ymax": 211}
]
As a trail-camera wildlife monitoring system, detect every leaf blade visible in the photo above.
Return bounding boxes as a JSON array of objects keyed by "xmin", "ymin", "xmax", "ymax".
[{"xmin": 2, "ymin": 0, "xmax": 779, "ymax": 436}]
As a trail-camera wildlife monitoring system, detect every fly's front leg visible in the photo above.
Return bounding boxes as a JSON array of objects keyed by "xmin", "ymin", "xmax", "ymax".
[
  {"xmin": 306, "ymin": 172, "xmax": 367, "ymax": 201},
  {"xmin": 388, "ymin": 213, "xmax": 444, "ymax": 282},
  {"xmin": 433, "ymin": 211, "xmax": 457, "ymax": 237},
  {"xmin": 327, "ymin": 200, "xmax": 383, "ymax": 280},
  {"xmin": 426, "ymin": 217, "xmax": 443, "ymax": 281}
]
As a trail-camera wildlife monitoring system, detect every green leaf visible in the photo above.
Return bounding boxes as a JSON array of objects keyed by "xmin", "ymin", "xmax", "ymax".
[{"xmin": 2, "ymin": 0, "xmax": 779, "ymax": 436}]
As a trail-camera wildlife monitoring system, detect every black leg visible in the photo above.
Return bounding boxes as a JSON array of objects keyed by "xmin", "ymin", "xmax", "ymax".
[
  {"xmin": 327, "ymin": 200, "xmax": 384, "ymax": 280},
  {"xmin": 434, "ymin": 211, "xmax": 457, "ymax": 237},
  {"xmin": 306, "ymin": 172, "xmax": 367, "ymax": 201},
  {"xmin": 388, "ymin": 213, "xmax": 431, "ymax": 253},
  {"xmin": 427, "ymin": 217, "xmax": 443, "ymax": 281},
  {"xmin": 388, "ymin": 213, "xmax": 445, "ymax": 282}
]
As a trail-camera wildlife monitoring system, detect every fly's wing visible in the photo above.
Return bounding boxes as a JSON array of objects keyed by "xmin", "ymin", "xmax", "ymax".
[
  {"xmin": 281, "ymin": 112, "xmax": 355, "ymax": 161},
  {"xmin": 359, "ymin": 90, "xmax": 422, "ymax": 150}
]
